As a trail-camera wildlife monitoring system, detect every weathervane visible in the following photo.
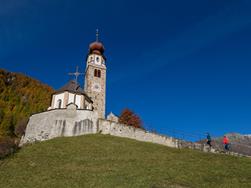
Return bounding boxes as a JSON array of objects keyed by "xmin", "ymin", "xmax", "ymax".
[
  {"xmin": 96, "ymin": 29, "xmax": 99, "ymax": 42},
  {"xmin": 68, "ymin": 66, "xmax": 84, "ymax": 84}
]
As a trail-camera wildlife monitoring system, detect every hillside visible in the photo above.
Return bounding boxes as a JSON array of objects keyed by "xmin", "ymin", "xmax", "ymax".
[
  {"xmin": 0, "ymin": 69, "xmax": 54, "ymax": 137},
  {"xmin": 0, "ymin": 134, "xmax": 250, "ymax": 188}
]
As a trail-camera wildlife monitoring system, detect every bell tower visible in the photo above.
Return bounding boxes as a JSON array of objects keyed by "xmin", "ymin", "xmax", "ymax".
[{"xmin": 84, "ymin": 30, "xmax": 106, "ymax": 118}]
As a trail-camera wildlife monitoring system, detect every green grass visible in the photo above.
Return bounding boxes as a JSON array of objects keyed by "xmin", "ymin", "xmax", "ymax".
[{"xmin": 0, "ymin": 134, "xmax": 251, "ymax": 188}]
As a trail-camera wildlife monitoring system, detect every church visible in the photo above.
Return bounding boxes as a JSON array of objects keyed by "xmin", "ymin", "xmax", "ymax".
[{"xmin": 20, "ymin": 31, "xmax": 118, "ymax": 145}]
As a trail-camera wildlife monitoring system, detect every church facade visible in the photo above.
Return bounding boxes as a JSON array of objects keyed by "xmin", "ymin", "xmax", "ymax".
[
  {"xmin": 49, "ymin": 80, "xmax": 93, "ymax": 110},
  {"xmin": 48, "ymin": 32, "xmax": 106, "ymax": 118}
]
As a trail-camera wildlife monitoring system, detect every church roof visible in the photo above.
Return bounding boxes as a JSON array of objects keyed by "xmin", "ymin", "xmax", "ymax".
[{"xmin": 55, "ymin": 80, "xmax": 93, "ymax": 103}]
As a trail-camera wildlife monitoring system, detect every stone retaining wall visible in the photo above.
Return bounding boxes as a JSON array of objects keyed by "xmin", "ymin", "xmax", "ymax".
[
  {"xmin": 20, "ymin": 112, "xmax": 250, "ymax": 157},
  {"xmin": 20, "ymin": 107, "xmax": 98, "ymax": 145},
  {"xmin": 98, "ymin": 119, "xmax": 178, "ymax": 148}
]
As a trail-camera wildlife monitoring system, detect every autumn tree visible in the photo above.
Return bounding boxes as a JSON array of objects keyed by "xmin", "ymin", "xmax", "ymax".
[{"xmin": 119, "ymin": 108, "xmax": 143, "ymax": 129}]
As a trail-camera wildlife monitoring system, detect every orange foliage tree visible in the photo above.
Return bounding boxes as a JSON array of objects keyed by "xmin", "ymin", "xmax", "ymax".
[{"xmin": 119, "ymin": 108, "xmax": 143, "ymax": 129}]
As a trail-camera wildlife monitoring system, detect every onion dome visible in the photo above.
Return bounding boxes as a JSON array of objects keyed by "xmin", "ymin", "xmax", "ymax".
[
  {"xmin": 88, "ymin": 29, "xmax": 105, "ymax": 56},
  {"xmin": 89, "ymin": 41, "xmax": 105, "ymax": 55}
]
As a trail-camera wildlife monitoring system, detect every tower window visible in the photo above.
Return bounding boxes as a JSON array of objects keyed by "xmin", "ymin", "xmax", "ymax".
[
  {"xmin": 94, "ymin": 69, "xmax": 98, "ymax": 77},
  {"xmin": 94, "ymin": 69, "xmax": 101, "ymax": 78}
]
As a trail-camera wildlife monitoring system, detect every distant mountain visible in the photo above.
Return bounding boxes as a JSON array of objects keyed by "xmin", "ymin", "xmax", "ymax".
[
  {"xmin": 198, "ymin": 133, "xmax": 251, "ymax": 156},
  {"xmin": 0, "ymin": 69, "xmax": 54, "ymax": 137},
  {"xmin": 244, "ymin": 134, "xmax": 251, "ymax": 137}
]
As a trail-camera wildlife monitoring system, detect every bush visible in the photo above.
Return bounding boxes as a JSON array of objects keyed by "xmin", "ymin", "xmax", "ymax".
[{"xmin": 0, "ymin": 137, "xmax": 18, "ymax": 159}]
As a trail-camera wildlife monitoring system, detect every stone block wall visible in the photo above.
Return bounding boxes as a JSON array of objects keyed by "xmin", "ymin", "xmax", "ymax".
[{"xmin": 98, "ymin": 119, "xmax": 178, "ymax": 148}]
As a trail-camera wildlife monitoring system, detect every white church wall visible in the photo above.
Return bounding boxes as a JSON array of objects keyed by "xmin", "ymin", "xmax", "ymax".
[
  {"xmin": 68, "ymin": 93, "xmax": 75, "ymax": 104},
  {"xmin": 53, "ymin": 93, "xmax": 65, "ymax": 108},
  {"xmin": 98, "ymin": 119, "xmax": 178, "ymax": 148},
  {"xmin": 20, "ymin": 108, "xmax": 99, "ymax": 145},
  {"xmin": 75, "ymin": 95, "xmax": 81, "ymax": 109}
]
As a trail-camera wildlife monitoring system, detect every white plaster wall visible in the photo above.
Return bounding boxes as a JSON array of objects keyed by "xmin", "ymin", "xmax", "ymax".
[
  {"xmin": 98, "ymin": 120, "xmax": 178, "ymax": 148},
  {"xmin": 53, "ymin": 93, "xmax": 65, "ymax": 108},
  {"xmin": 75, "ymin": 95, "xmax": 81, "ymax": 109},
  {"xmin": 68, "ymin": 93, "xmax": 74, "ymax": 104},
  {"xmin": 20, "ymin": 108, "xmax": 98, "ymax": 145}
]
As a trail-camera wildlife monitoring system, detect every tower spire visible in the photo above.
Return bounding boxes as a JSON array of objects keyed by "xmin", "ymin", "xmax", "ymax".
[{"xmin": 96, "ymin": 29, "xmax": 99, "ymax": 42}]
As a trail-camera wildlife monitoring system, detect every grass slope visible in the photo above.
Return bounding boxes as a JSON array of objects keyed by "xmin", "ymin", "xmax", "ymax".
[{"xmin": 0, "ymin": 134, "xmax": 251, "ymax": 188}]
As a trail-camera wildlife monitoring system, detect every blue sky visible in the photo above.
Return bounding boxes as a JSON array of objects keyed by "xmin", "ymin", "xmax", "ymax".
[{"xmin": 0, "ymin": 0, "xmax": 251, "ymax": 140}]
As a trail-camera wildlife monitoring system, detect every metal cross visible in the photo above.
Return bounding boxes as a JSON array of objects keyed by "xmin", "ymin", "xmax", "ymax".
[
  {"xmin": 68, "ymin": 66, "xmax": 84, "ymax": 84},
  {"xmin": 96, "ymin": 29, "xmax": 99, "ymax": 42}
]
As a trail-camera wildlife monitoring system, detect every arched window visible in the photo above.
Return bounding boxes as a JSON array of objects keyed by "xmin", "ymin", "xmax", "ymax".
[
  {"xmin": 94, "ymin": 69, "xmax": 98, "ymax": 77},
  {"xmin": 94, "ymin": 69, "xmax": 101, "ymax": 78},
  {"xmin": 56, "ymin": 99, "xmax": 62, "ymax": 108},
  {"xmin": 97, "ymin": 70, "xmax": 101, "ymax": 78}
]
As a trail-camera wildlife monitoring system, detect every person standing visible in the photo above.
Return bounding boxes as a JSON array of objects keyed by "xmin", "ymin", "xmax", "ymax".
[
  {"xmin": 223, "ymin": 135, "xmax": 230, "ymax": 151},
  {"xmin": 206, "ymin": 133, "xmax": 212, "ymax": 147}
]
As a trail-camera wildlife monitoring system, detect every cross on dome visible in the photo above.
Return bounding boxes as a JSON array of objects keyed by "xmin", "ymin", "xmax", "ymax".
[
  {"xmin": 96, "ymin": 29, "xmax": 99, "ymax": 42},
  {"xmin": 89, "ymin": 29, "xmax": 105, "ymax": 57},
  {"xmin": 68, "ymin": 66, "xmax": 84, "ymax": 84}
]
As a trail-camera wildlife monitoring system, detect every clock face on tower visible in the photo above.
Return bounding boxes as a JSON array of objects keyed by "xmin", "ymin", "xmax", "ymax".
[{"xmin": 92, "ymin": 82, "xmax": 101, "ymax": 92}]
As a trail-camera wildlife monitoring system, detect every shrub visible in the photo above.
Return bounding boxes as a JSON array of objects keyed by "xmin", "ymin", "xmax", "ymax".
[{"xmin": 0, "ymin": 137, "xmax": 18, "ymax": 159}]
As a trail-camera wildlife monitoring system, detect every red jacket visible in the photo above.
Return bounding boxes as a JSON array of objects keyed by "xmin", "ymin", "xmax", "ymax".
[{"xmin": 223, "ymin": 137, "xmax": 229, "ymax": 144}]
